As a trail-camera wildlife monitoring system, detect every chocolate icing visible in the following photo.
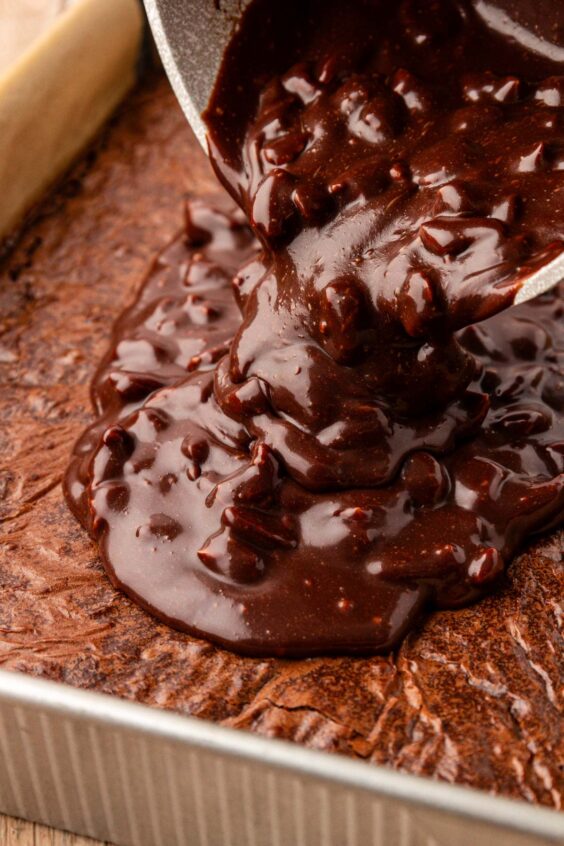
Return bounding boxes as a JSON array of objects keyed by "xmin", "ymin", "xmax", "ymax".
[
  {"xmin": 2, "ymin": 75, "xmax": 562, "ymax": 805},
  {"xmin": 66, "ymin": 0, "xmax": 563, "ymax": 655}
]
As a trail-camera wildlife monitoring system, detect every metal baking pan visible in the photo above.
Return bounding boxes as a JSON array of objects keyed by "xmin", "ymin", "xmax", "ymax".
[
  {"xmin": 0, "ymin": 2, "xmax": 563, "ymax": 844},
  {"xmin": 0, "ymin": 671, "xmax": 562, "ymax": 846}
]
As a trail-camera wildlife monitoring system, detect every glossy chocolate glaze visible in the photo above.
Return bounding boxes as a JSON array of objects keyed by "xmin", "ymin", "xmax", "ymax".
[{"xmin": 66, "ymin": 0, "xmax": 564, "ymax": 655}]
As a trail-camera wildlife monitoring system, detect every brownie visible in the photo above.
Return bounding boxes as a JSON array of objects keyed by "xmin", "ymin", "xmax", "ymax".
[{"xmin": 0, "ymin": 74, "xmax": 562, "ymax": 808}]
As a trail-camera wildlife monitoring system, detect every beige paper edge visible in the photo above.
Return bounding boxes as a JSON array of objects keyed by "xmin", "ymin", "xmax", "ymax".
[{"xmin": 0, "ymin": 0, "xmax": 144, "ymax": 240}]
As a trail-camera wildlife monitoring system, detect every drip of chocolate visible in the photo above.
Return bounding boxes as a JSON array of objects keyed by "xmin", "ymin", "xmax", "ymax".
[{"xmin": 66, "ymin": 0, "xmax": 564, "ymax": 656}]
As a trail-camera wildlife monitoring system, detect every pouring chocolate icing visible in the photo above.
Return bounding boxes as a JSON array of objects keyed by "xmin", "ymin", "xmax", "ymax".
[{"xmin": 66, "ymin": 0, "xmax": 564, "ymax": 655}]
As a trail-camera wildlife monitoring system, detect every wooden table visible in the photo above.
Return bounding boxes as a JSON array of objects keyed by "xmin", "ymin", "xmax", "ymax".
[
  {"xmin": 0, "ymin": 1, "xmax": 75, "ymax": 74},
  {"xmin": 0, "ymin": 815, "xmax": 107, "ymax": 845}
]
